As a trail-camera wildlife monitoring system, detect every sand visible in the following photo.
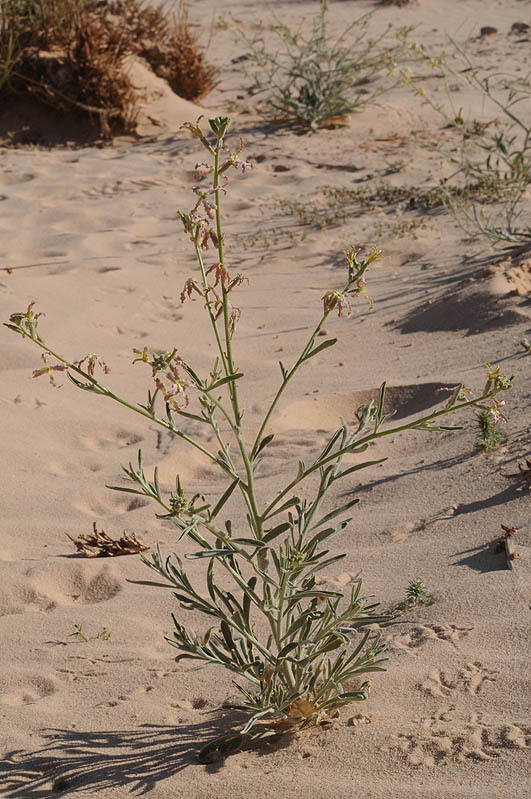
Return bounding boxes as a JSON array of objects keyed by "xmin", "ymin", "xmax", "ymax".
[{"xmin": 0, "ymin": 1, "xmax": 530, "ymax": 797}]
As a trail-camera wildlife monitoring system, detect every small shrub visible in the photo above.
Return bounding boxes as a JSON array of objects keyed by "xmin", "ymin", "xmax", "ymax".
[
  {"xmin": 238, "ymin": 0, "xmax": 406, "ymax": 130},
  {"xmin": 405, "ymin": 41, "xmax": 531, "ymax": 246},
  {"xmin": 5, "ymin": 117, "xmax": 513, "ymax": 758},
  {"xmin": 123, "ymin": 0, "xmax": 218, "ymax": 102},
  {"xmin": 0, "ymin": 0, "xmax": 216, "ymax": 137}
]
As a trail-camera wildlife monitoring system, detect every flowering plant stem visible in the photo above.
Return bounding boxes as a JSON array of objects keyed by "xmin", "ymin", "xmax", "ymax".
[{"xmin": 5, "ymin": 116, "xmax": 512, "ymax": 761}]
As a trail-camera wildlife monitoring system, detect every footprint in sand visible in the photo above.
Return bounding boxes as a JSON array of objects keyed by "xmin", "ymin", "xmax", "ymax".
[
  {"xmin": 419, "ymin": 662, "xmax": 497, "ymax": 699},
  {"xmin": 0, "ymin": 172, "xmax": 35, "ymax": 186},
  {"xmin": 0, "ymin": 673, "xmax": 56, "ymax": 706},
  {"xmin": 0, "ymin": 561, "xmax": 122, "ymax": 617},
  {"xmin": 95, "ymin": 683, "xmax": 193, "ymax": 709},
  {"xmin": 77, "ymin": 428, "xmax": 144, "ymax": 452},
  {"xmin": 395, "ymin": 707, "xmax": 530, "ymax": 767},
  {"xmin": 390, "ymin": 623, "xmax": 472, "ymax": 653}
]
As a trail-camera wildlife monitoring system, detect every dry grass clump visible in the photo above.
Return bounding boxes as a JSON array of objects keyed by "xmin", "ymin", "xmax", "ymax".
[
  {"xmin": 0, "ymin": 0, "xmax": 216, "ymax": 138},
  {"xmin": 127, "ymin": 0, "xmax": 217, "ymax": 102}
]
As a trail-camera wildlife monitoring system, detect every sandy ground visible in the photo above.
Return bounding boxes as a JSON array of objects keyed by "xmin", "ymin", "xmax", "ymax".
[{"xmin": 1, "ymin": 1, "xmax": 530, "ymax": 797}]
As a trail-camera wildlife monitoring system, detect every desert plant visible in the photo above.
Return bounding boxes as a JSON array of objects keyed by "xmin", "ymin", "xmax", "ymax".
[
  {"xmin": 5, "ymin": 117, "xmax": 513, "ymax": 759},
  {"xmin": 69, "ymin": 624, "xmax": 111, "ymax": 641},
  {"xmin": 405, "ymin": 41, "xmax": 531, "ymax": 246},
  {"xmin": 0, "ymin": 0, "xmax": 137, "ymax": 135},
  {"xmin": 475, "ymin": 409, "xmax": 503, "ymax": 452},
  {"xmin": 405, "ymin": 579, "xmax": 429, "ymax": 607},
  {"xmin": 70, "ymin": 624, "xmax": 89, "ymax": 642},
  {"xmin": 123, "ymin": 0, "xmax": 218, "ymax": 102},
  {"xmin": 238, "ymin": 0, "xmax": 406, "ymax": 130},
  {"xmin": 0, "ymin": 0, "xmax": 216, "ymax": 137}
]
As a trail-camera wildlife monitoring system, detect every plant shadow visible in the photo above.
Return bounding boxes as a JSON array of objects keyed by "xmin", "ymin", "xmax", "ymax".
[
  {"xmin": 0, "ymin": 713, "xmax": 295, "ymax": 797},
  {"xmin": 0, "ymin": 715, "xmax": 244, "ymax": 797},
  {"xmin": 451, "ymin": 541, "xmax": 508, "ymax": 573},
  {"xmin": 349, "ymin": 455, "xmax": 525, "ymax": 515}
]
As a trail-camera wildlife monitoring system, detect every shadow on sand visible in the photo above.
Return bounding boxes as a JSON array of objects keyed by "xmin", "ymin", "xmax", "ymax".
[{"xmin": 0, "ymin": 715, "xmax": 244, "ymax": 797}]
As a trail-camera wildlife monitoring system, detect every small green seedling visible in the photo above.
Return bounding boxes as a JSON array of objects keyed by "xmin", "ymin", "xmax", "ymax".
[
  {"xmin": 70, "ymin": 624, "xmax": 89, "ymax": 642},
  {"xmin": 69, "ymin": 624, "xmax": 112, "ymax": 642},
  {"xmin": 405, "ymin": 579, "xmax": 429, "ymax": 607}
]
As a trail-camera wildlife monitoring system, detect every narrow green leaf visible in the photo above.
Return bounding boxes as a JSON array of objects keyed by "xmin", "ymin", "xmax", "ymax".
[
  {"xmin": 316, "ymin": 427, "xmax": 343, "ymax": 463},
  {"xmin": 185, "ymin": 549, "xmax": 235, "ymax": 559},
  {"xmin": 210, "ymin": 373, "xmax": 244, "ymax": 391},
  {"xmin": 264, "ymin": 495, "xmax": 300, "ymax": 520},
  {"xmin": 210, "ymin": 479, "xmax": 239, "ymax": 519},
  {"xmin": 305, "ymin": 522, "xmax": 349, "ymax": 555},
  {"xmin": 302, "ymin": 338, "xmax": 337, "ymax": 361},
  {"xmin": 331, "ymin": 458, "xmax": 387, "ymax": 482},
  {"xmin": 252, "ymin": 433, "xmax": 275, "ymax": 458},
  {"xmin": 175, "ymin": 410, "xmax": 208, "ymax": 423},
  {"xmin": 220, "ymin": 620, "xmax": 236, "ymax": 652},
  {"xmin": 243, "ymin": 576, "xmax": 257, "ymax": 625},
  {"xmin": 182, "ymin": 362, "xmax": 204, "ymax": 387},
  {"xmin": 376, "ymin": 381, "xmax": 386, "ymax": 423},
  {"xmin": 312, "ymin": 497, "xmax": 360, "ymax": 529},
  {"xmin": 206, "ymin": 558, "xmax": 216, "ymax": 603},
  {"xmin": 286, "ymin": 589, "xmax": 342, "ymax": 608},
  {"xmin": 304, "ymin": 553, "xmax": 347, "ymax": 578},
  {"xmin": 67, "ymin": 373, "xmax": 96, "ymax": 392},
  {"xmin": 105, "ymin": 484, "xmax": 147, "ymax": 495},
  {"xmin": 263, "ymin": 522, "xmax": 291, "ymax": 543},
  {"xmin": 277, "ymin": 641, "xmax": 299, "ymax": 658}
]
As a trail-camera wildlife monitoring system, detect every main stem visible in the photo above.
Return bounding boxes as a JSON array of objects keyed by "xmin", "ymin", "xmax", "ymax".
[{"xmin": 211, "ymin": 134, "xmax": 264, "ymax": 544}]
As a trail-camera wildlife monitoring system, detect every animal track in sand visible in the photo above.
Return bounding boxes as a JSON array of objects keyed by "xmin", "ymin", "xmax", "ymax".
[
  {"xmin": 395, "ymin": 708, "xmax": 531, "ymax": 767},
  {"xmin": 0, "ymin": 673, "xmax": 56, "ymax": 706},
  {"xmin": 77, "ymin": 428, "xmax": 144, "ymax": 452},
  {"xmin": 10, "ymin": 394, "xmax": 47, "ymax": 410},
  {"xmin": 92, "ymin": 667, "xmax": 192, "ymax": 709},
  {"xmin": 95, "ymin": 685, "xmax": 155, "ymax": 708},
  {"xmin": 0, "ymin": 562, "xmax": 122, "ymax": 616},
  {"xmin": 387, "ymin": 521, "xmax": 417, "ymax": 541},
  {"xmin": 138, "ymin": 296, "xmax": 182, "ymax": 324},
  {"xmin": 0, "ymin": 171, "xmax": 35, "ymax": 186},
  {"xmin": 85, "ymin": 178, "xmax": 164, "ymax": 199},
  {"xmin": 420, "ymin": 662, "xmax": 498, "ymax": 698},
  {"xmin": 56, "ymin": 668, "xmax": 108, "ymax": 682},
  {"xmin": 390, "ymin": 623, "xmax": 473, "ymax": 653},
  {"xmin": 97, "ymin": 691, "xmax": 207, "ymax": 711}
]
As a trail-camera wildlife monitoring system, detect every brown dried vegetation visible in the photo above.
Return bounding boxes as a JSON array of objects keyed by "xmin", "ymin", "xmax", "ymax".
[
  {"xmin": 67, "ymin": 522, "xmax": 150, "ymax": 557},
  {"xmin": 0, "ymin": 0, "xmax": 217, "ymax": 138}
]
